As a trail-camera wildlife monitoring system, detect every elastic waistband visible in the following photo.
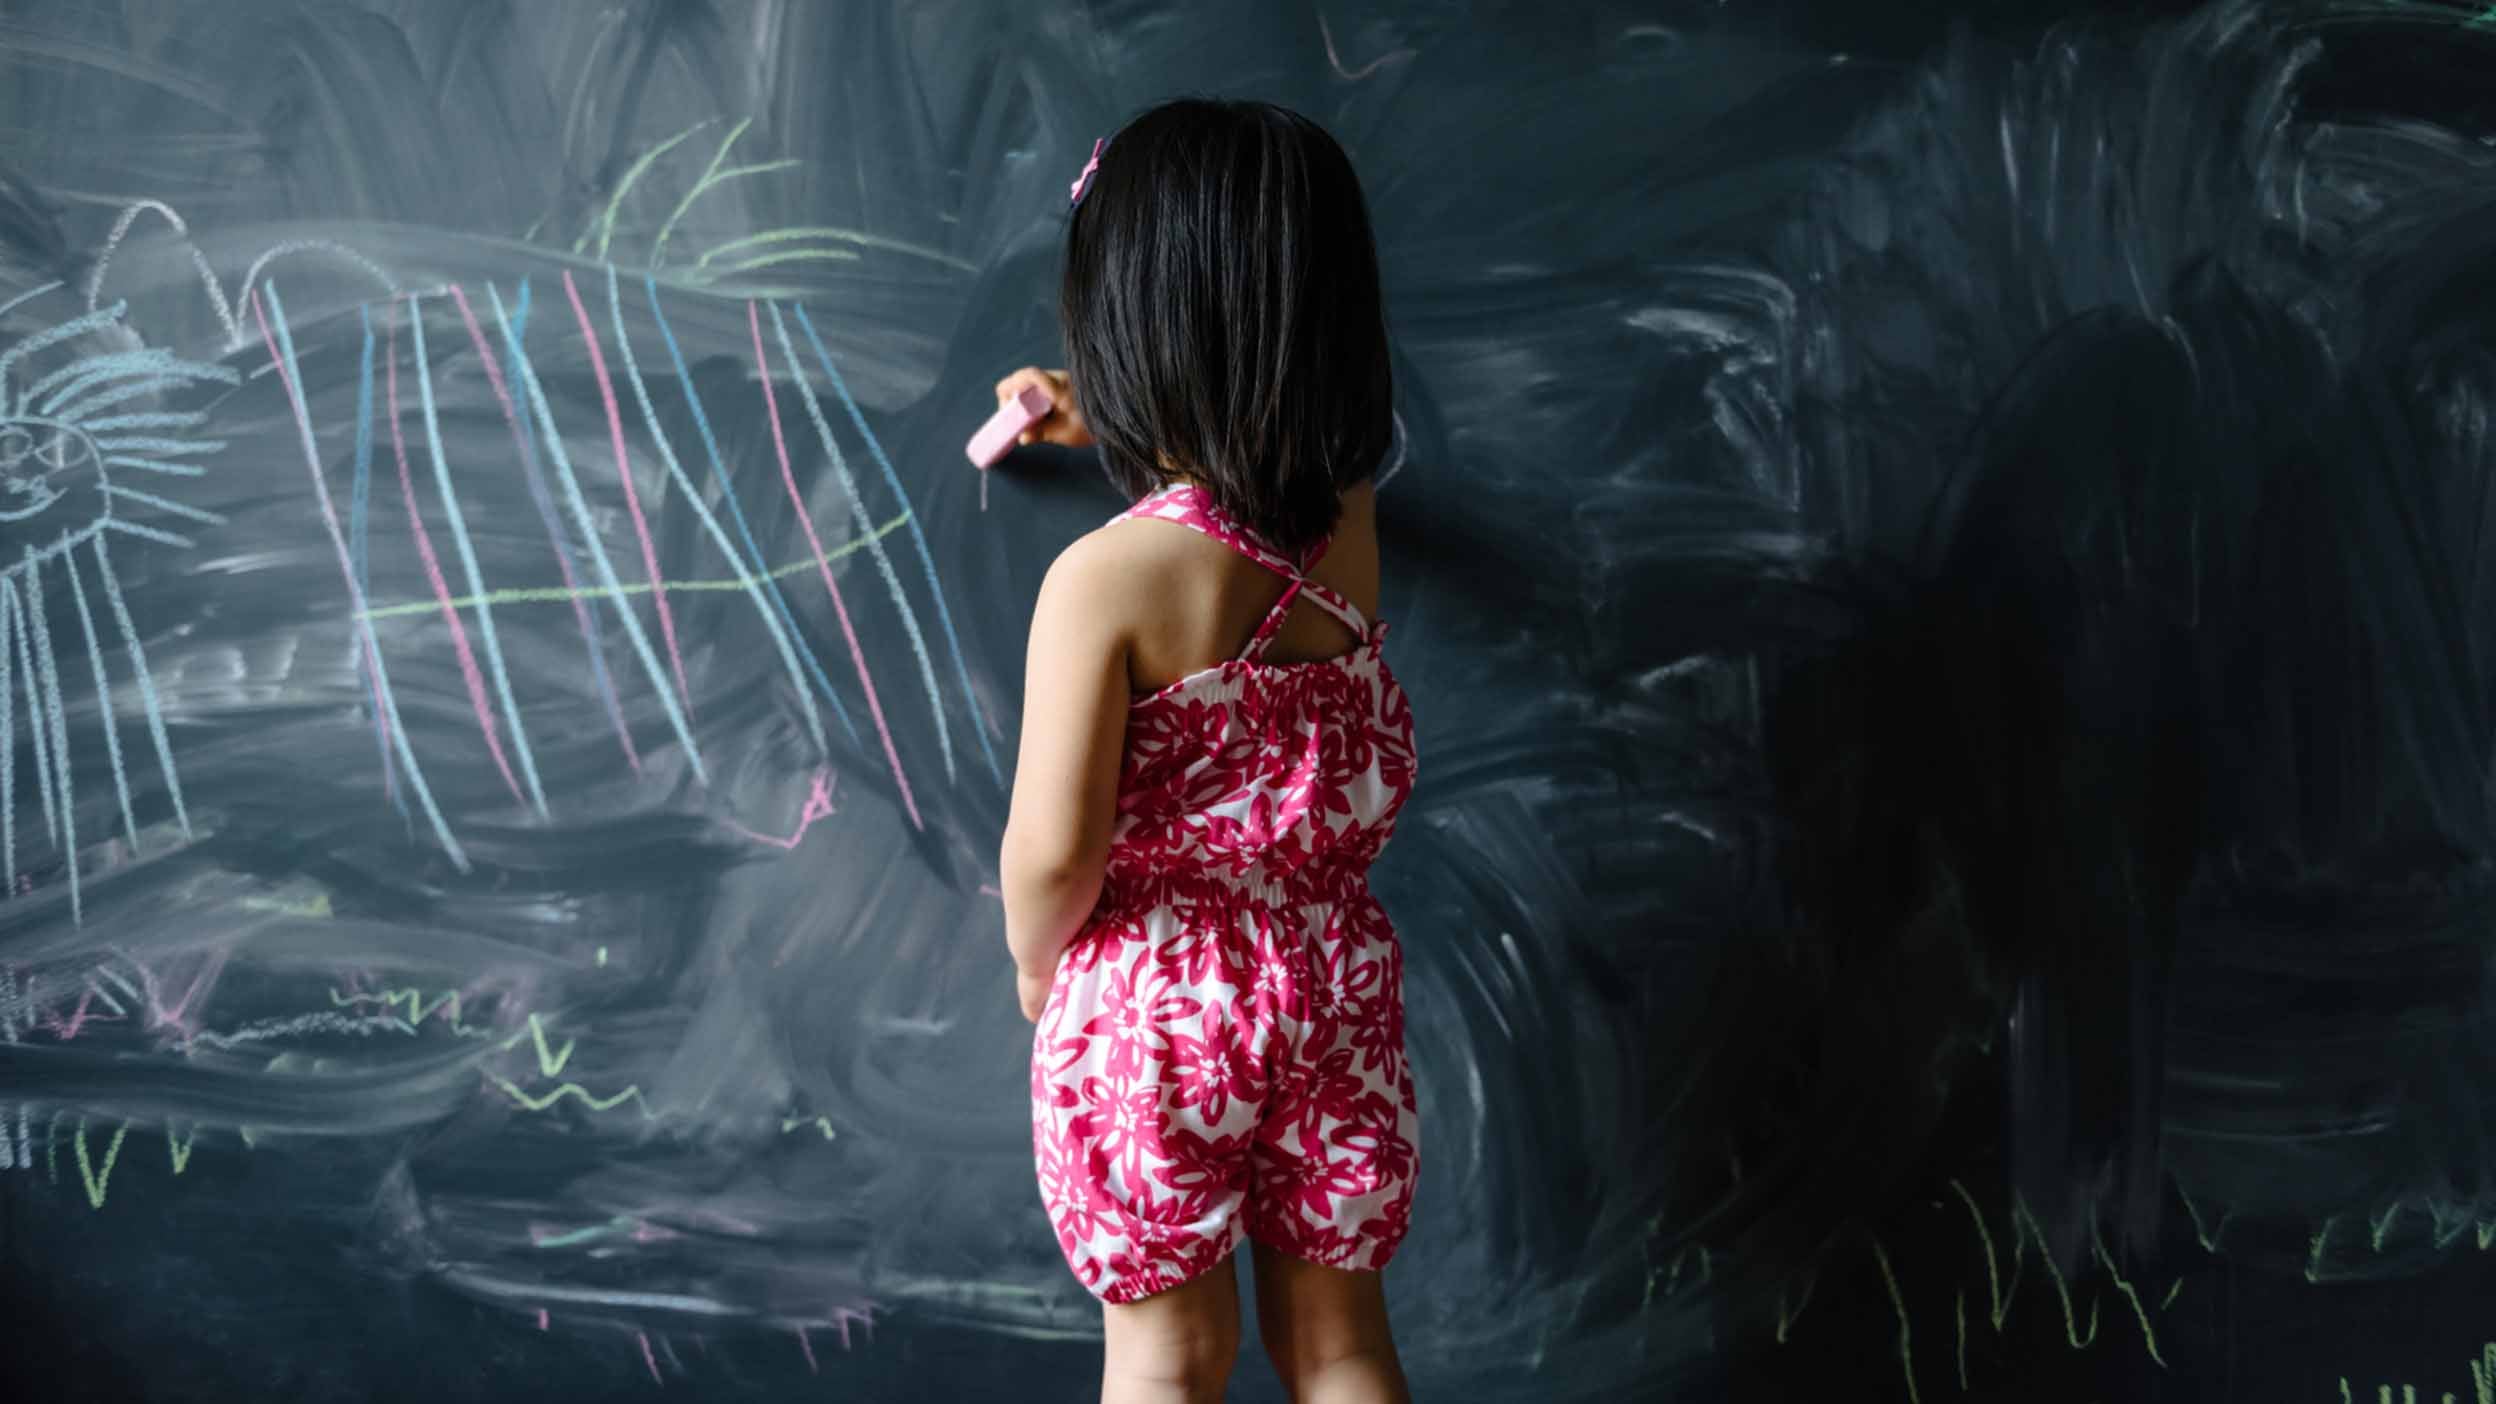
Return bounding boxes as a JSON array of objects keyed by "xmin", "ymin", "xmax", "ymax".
[{"xmin": 1099, "ymin": 862, "xmax": 1375, "ymax": 914}]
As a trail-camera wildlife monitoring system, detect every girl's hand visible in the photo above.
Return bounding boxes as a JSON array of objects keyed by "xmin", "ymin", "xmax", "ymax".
[
  {"xmin": 1017, "ymin": 960, "xmax": 1059, "ymax": 1024},
  {"xmin": 994, "ymin": 367, "xmax": 1092, "ymax": 449}
]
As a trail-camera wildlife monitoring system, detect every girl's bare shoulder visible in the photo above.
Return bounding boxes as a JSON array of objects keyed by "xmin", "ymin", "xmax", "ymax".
[
  {"xmin": 1052, "ymin": 514, "xmax": 1205, "ymax": 585},
  {"xmin": 1033, "ymin": 517, "xmax": 1198, "ymax": 632}
]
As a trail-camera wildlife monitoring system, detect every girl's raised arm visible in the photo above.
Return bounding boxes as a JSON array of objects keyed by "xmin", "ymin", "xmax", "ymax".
[{"xmin": 992, "ymin": 366, "xmax": 1093, "ymax": 449}]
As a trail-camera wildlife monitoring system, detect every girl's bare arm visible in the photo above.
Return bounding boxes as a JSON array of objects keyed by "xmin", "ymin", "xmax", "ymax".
[{"xmin": 999, "ymin": 533, "xmax": 1130, "ymax": 993}]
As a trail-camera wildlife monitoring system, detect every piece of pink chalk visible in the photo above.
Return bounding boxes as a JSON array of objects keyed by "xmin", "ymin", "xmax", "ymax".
[{"xmin": 967, "ymin": 384, "xmax": 1056, "ymax": 467}]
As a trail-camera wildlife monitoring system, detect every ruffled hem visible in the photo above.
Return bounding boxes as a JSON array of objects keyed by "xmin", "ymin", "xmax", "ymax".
[{"xmin": 1095, "ymin": 1234, "xmax": 1244, "ymax": 1305}]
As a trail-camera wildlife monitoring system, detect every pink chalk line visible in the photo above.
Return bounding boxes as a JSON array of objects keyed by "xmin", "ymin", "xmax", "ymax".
[
  {"xmin": 39, "ymin": 985, "xmax": 115, "ymax": 1041},
  {"xmin": 746, "ymin": 301, "xmax": 922, "ymax": 831},
  {"xmin": 561, "ymin": 270, "xmax": 696, "ymax": 729},
  {"xmin": 123, "ymin": 948, "xmax": 225, "ymax": 1040},
  {"xmin": 723, "ymin": 770, "xmax": 837, "ymax": 851},
  {"xmin": 444, "ymin": 282, "xmax": 642, "ymax": 773},
  {"xmin": 385, "ymin": 303, "xmax": 524, "ymax": 803}
]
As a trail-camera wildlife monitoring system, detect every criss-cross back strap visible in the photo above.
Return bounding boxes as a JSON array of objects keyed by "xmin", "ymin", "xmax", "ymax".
[{"xmin": 1116, "ymin": 482, "xmax": 1371, "ymax": 661}]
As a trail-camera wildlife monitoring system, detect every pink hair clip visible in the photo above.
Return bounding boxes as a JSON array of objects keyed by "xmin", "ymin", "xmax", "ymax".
[{"xmin": 1069, "ymin": 137, "xmax": 1104, "ymax": 206}]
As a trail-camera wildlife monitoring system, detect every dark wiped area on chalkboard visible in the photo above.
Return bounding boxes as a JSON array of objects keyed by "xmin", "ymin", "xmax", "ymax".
[{"xmin": 0, "ymin": 1, "xmax": 2492, "ymax": 1400}]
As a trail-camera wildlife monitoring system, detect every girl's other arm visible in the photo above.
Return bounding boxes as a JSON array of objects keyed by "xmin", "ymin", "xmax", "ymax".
[{"xmin": 1000, "ymin": 535, "xmax": 1129, "ymax": 1017}]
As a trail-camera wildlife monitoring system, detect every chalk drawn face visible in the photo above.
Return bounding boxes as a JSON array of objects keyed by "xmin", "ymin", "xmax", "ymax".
[
  {"xmin": 0, "ymin": 293, "xmax": 239, "ymax": 922},
  {"xmin": 0, "ymin": 417, "xmax": 105, "ymax": 529}
]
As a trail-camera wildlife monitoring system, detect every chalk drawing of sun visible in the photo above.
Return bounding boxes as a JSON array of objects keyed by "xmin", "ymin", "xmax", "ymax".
[{"xmin": 0, "ymin": 290, "xmax": 238, "ymax": 920}]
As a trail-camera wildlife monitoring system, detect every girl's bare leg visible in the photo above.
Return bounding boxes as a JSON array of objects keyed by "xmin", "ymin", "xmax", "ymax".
[
  {"xmin": 1100, "ymin": 1256, "xmax": 1242, "ymax": 1404},
  {"xmin": 1250, "ymin": 1243, "xmax": 1410, "ymax": 1404}
]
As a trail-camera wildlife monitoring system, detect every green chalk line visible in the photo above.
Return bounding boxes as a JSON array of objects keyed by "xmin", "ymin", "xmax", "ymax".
[{"xmin": 357, "ymin": 508, "xmax": 912, "ymax": 623}]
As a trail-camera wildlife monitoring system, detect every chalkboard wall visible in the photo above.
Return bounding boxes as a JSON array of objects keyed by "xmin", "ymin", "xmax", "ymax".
[{"xmin": 2, "ymin": 2, "xmax": 2493, "ymax": 1400}]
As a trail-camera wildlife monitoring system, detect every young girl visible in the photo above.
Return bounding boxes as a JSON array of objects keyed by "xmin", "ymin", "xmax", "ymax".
[{"xmin": 995, "ymin": 99, "xmax": 1418, "ymax": 1404}]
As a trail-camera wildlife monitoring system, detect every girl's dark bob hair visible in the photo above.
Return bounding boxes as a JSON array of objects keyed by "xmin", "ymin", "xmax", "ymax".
[{"xmin": 1061, "ymin": 97, "xmax": 1393, "ymax": 558}]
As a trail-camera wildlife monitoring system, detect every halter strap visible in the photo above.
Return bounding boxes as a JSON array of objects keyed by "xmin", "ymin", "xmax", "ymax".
[{"xmin": 1115, "ymin": 483, "xmax": 1371, "ymax": 661}]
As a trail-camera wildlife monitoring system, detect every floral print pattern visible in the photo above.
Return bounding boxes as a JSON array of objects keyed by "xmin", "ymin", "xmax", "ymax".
[{"xmin": 1031, "ymin": 482, "xmax": 1420, "ymax": 1305}]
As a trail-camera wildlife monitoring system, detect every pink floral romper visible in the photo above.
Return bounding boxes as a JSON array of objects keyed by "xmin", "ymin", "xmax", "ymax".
[{"xmin": 1031, "ymin": 481, "xmax": 1420, "ymax": 1305}]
